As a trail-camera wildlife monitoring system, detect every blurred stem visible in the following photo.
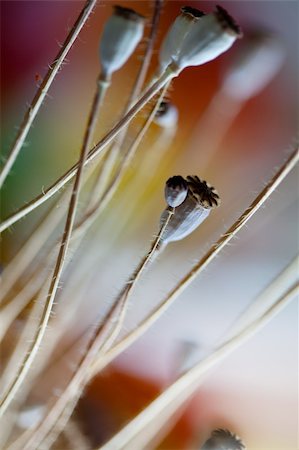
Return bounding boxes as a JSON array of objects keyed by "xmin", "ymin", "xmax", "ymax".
[
  {"xmin": 16, "ymin": 206, "xmax": 173, "ymax": 450},
  {"xmin": 100, "ymin": 281, "xmax": 299, "ymax": 450},
  {"xmin": 0, "ymin": 74, "xmax": 109, "ymax": 417},
  {"xmin": 98, "ymin": 206, "xmax": 173, "ymax": 355},
  {"xmin": 72, "ymin": 82, "xmax": 171, "ymax": 240},
  {"xmin": 0, "ymin": 3, "xmax": 164, "ymax": 343},
  {"xmin": 0, "ymin": 0, "xmax": 97, "ymax": 189},
  {"xmin": 12, "ymin": 147, "xmax": 297, "ymax": 449},
  {"xmin": 86, "ymin": 0, "xmax": 163, "ymax": 208},
  {"xmin": 183, "ymin": 88, "xmax": 242, "ymax": 170},
  {"xmin": 0, "ymin": 66, "xmax": 174, "ymax": 233},
  {"xmin": 88, "ymin": 146, "xmax": 299, "ymax": 375}
]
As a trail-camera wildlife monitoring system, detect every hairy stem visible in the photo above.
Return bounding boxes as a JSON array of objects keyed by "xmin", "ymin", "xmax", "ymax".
[
  {"xmin": 73, "ymin": 82, "xmax": 170, "ymax": 240},
  {"xmin": 89, "ymin": 147, "xmax": 299, "ymax": 376},
  {"xmin": 100, "ymin": 281, "xmax": 298, "ymax": 450},
  {"xmin": 86, "ymin": 0, "xmax": 163, "ymax": 208},
  {"xmin": 0, "ymin": 67, "xmax": 174, "ymax": 233},
  {"xmin": 0, "ymin": 75, "xmax": 108, "ymax": 417},
  {"xmin": 16, "ymin": 208, "xmax": 172, "ymax": 450},
  {"xmin": 0, "ymin": 0, "xmax": 97, "ymax": 189}
]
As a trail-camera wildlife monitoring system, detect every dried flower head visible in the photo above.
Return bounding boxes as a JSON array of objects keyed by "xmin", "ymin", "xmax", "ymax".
[
  {"xmin": 159, "ymin": 6, "xmax": 205, "ymax": 73},
  {"xmin": 165, "ymin": 176, "xmax": 188, "ymax": 207},
  {"xmin": 222, "ymin": 29, "xmax": 285, "ymax": 101},
  {"xmin": 201, "ymin": 428, "xmax": 246, "ymax": 450},
  {"xmin": 99, "ymin": 5, "xmax": 145, "ymax": 79},
  {"xmin": 187, "ymin": 176, "xmax": 220, "ymax": 208},
  {"xmin": 160, "ymin": 175, "xmax": 220, "ymax": 244},
  {"xmin": 172, "ymin": 5, "xmax": 242, "ymax": 72},
  {"xmin": 154, "ymin": 101, "xmax": 179, "ymax": 128}
]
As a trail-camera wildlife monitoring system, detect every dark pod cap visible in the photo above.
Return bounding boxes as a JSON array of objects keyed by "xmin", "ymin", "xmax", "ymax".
[
  {"xmin": 165, "ymin": 176, "xmax": 188, "ymax": 207},
  {"xmin": 187, "ymin": 176, "xmax": 220, "ymax": 208},
  {"xmin": 201, "ymin": 428, "xmax": 246, "ymax": 450}
]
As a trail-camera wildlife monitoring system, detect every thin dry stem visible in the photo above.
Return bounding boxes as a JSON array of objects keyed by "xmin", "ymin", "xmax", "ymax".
[
  {"xmin": 0, "ymin": 271, "xmax": 47, "ymax": 342},
  {"xmin": 0, "ymin": 285, "xmax": 48, "ymax": 392},
  {"xmin": 0, "ymin": 76, "xmax": 107, "ymax": 417},
  {"xmin": 88, "ymin": 147, "xmax": 299, "ymax": 376},
  {"xmin": 63, "ymin": 418, "xmax": 90, "ymax": 450},
  {"xmin": 14, "ymin": 208, "xmax": 173, "ymax": 450},
  {"xmin": 0, "ymin": 0, "xmax": 97, "ymax": 189},
  {"xmin": 97, "ymin": 207, "xmax": 173, "ymax": 355},
  {"xmin": 220, "ymin": 253, "xmax": 299, "ymax": 342},
  {"xmin": 8, "ymin": 147, "xmax": 297, "ymax": 449},
  {"xmin": 86, "ymin": 0, "xmax": 162, "ymax": 208},
  {"xmin": 0, "ymin": 4, "xmax": 163, "ymax": 376},
  {"xmin": 25, "ymin": 147, "xmax": 297, "ymax": 386},
  {"xmin": 0, "ymin": 195, "xmax": 66, "ymax": 303},
  {"xmin": 183, "ymin": 88, "xmax": 242, "ymax": 170},
  {"xmin": 100, "ymin": 281, "xmax": 299, "ymax": 450},
  {"xmin": 0, "ymin": 68, "xmax": 174, "ymax": 233},
  {"xmin": 73, "ymin": 82, "xmax": 171, "ymax": 240}
]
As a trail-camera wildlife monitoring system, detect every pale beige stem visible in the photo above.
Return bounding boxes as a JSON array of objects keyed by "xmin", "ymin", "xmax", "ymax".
[
  {"xmin": 0, "ymin": 75, "xmax": 108, "ymax": 417},
  {"xmin": 0, "ymin": 0, "xmax": 97, "ymax": 189},
  {"xmin": 184, "ymin": 88, "xmax": 242, "ymax": 170},
  {"xmin": 0, "ymin": 283, "xmax": 49, "ymax": 392},
  {"xmin": 98, "ymin": 207, "xmax": 173, "ymax": 355},
  {"xmin": 8, "ymin": 147, "xmax": 297, "ymax": 449},
  {"xmin": 0, "ymin": 46, "xmax": 165, "ymax": 383},
  {"xmin": 35, "ymin": 148, "xmax": 298, "ymax": 385},
  {"xmin": 89, "ymin": 147, "xmax": 299, "ymax": 376},
  {"xmin": 0, "ymin": 68, "xmax": 174, "ymax": 233},
  {"xmin": 0, "ymin": 269, "xmax": 47, "ymax": 342},
  {"xmin": 0, "ymin": 195, "xmax": 66, "ymax": 303},
  {"xmin": 99, "ymin": 282, "xmax": 299, "ymax": 450},
  {"xmin": 72, "ymin": 82, "xmax": 171, "ymax": 241},
  {"xmin": 220, "ymin": 254, "xmax": 299, "ymax": 342},
  {"xmin": 13, "ymin": 211, "xmax": 172, "ymax": 450},
  {"xmin": 86, "ymin": 0, "xmax": 162, "ymax": 209},
  {"xmin": 63, "ymin": 418, "xmax": 90, "ymax": 450}
]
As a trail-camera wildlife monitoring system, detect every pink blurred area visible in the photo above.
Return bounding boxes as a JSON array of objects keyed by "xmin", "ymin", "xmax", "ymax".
[{"xmin": 1, "ymin": 1, "xmax": 298, "ymax": 449}]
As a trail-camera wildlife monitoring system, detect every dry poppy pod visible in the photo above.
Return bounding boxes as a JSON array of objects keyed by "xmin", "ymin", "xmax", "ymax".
[
  {"xmin": 173, "ymin": 5, "xmax": 242, "ymax": 73},
  {"xmin": 154, "ymin": 101, "xmax": 179, "ymax": 128},
  {"xmin": 99, "ymin": 5, "xmax": 145, "ymax": 79},
  {"xmin": 165, "ymin": 176, "xmax": 188, "ymax": 207},
  {"xmin": 160, "ymin": 176, "xmax": 220, "ymax": 244},
  {"xmin": 159, "ymin": 6, "xmax": 205, "ymax": 74},
  {"xmin": 222, "ymin": 29, "xmax": 285, "ymax": 101},
  {"xmin": 201, "ymin": 428, "xmax": 246, "ymax": 450}
]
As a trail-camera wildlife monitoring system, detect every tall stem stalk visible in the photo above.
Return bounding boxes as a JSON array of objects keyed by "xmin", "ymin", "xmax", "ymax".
[
  {"xmin": 0, "ymin": 0, "xmax": 97, "ymax": 189},
  {"xmin": 0, "ymin": 76, "xmax": 108, "ymax": 417},
  {"xmin": 0, "ymin": 67, "xmax": 174, "ymax": 233}
]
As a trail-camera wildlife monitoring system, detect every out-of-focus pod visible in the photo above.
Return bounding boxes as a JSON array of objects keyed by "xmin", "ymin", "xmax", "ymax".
[
  {"xmin": 159, "ymin": 5, "xmax": 242, "ymax": 76},
  {"xmin": 222, "ymin": 29, "xmax": 285, "ymax": 101},
  {"xmin": 99, "ymin": 5, "xmax": 145, "ymax": 79},
  {"xmin": 154, "ymin": 101, "xmax": 179, "ymax": 128}
]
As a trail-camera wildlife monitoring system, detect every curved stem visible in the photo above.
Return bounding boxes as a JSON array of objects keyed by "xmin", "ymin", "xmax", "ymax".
[
  {"xmin": 16, "ymin": 209, "xmax": 173, "ymax": 450},
  {"xmin": 100, "ymin": 282, "xmax": 299, "ymax": 450},
  {"xmin": 73, "ymin": 82, "xmax": 170, "ymax": 240},
  {"xmin": 88, "ymin": 147, "xmax": 299, "ymax": 376},
  {"xmin": 0, "ymin": 75, "xmax": 108, "ymax": 417},
  {"xmin": 99, "ymin": 206, "xmax": 173, "ymax": 355},
  {"xmin": 0, "ymin": 0, "xmax": 97, "ymax": 189},
  {"xmin": 0, "ymin": 68, "xmax": 174, "ymax": 233},
  {"xmin": 86, "ymin": 0, "xmax": 163, "ymax": 207}
]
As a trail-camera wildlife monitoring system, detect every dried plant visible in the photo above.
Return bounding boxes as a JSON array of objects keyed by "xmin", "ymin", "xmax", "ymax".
[{"xmin": 1, "ymin": 1, "xmax": 298, "ymax": 450}]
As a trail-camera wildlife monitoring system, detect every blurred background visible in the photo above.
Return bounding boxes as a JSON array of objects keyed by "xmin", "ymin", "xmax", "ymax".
[{"xmin": 1, "ymin": 1, "xmax": 298, "ymax": 449}]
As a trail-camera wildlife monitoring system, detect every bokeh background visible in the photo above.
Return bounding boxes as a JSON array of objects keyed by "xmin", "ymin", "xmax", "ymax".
[{"xmin": 1, "ymin": 1, "xmax": 298, "ymax": 449}]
